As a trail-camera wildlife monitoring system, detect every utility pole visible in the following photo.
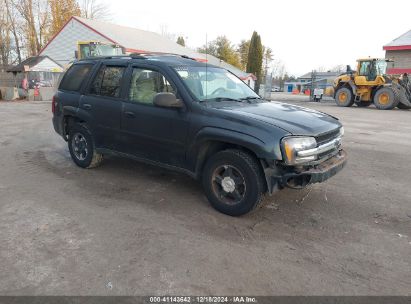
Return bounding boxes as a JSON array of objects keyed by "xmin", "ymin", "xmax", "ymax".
[{"xmin": 310, "ymin": 70, "xmax": 316, "ymax": 101}]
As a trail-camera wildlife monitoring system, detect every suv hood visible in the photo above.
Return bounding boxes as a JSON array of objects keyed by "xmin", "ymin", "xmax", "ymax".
[{"xmin": 212, "ymin": 101, "xmax": 341, "ymax": 136}]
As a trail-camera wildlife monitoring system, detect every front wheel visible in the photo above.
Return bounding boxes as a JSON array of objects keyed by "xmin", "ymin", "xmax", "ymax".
[
  {"xmin": 373, "ymin": 87, "xmax": 399, "ymax": 110},
  {"xmin": 68, "ymin": 123, "xmax": 103, "ymax": 168},
  {"xmin": 202, "ymin": 150, "xmax": 266, "ymax": 216},
  {"xmin": 335, "ymin": 87, "xmax": 354, "ymax": 107}
]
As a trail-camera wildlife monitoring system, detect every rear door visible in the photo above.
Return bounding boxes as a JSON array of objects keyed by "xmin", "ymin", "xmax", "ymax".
[
  {"xmin": 119, "ymin": 64, "xmax": 190, "ymax": 167},
  {"xmin": 80, "ymin": 61, "xmax": 128, "ymax": 150}
]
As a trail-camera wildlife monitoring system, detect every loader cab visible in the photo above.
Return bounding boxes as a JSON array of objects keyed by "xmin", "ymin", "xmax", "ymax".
[
  {"xmin": 357, "ymin": 59, "xmax": 388, "ymax": 81},
  {"xmin": 76, "ymin": 41, "xmax": 125, "ymax": 60}
]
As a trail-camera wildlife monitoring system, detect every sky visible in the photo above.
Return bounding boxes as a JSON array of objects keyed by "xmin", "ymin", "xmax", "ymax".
[{"xmin": 106, "ymin": 0, "xmax": 411, "ymax": 76}]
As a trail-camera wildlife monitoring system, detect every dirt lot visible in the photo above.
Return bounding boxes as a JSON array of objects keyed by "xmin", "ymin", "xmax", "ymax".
[{"xmin": 0, "ymin": 99, "xmax": 410, "ymax": 295}]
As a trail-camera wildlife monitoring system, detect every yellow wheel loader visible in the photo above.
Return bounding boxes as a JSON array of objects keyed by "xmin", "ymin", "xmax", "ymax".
[
  {"xmin": 333, "ymin": 58, "xmax": 411, "ymax": 110},
  {"xmin": 63, "ymin": 41, "xmax": 126, "ymax": 71},
  {"xmin": 75, "ymin": 41, "xmax": 125, "ymax": 60}
]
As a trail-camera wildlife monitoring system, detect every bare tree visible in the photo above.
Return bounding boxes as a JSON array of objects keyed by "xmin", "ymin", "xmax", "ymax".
[
  {"xmin": 159, "ymin": 24, "xmax": 176, "ymax": 42},
  {"xmin": 262, "ymin": 46, "xmax": 273, "ymax": 75},
  {"xmin": 0, "ymin": 2, "xmax": 12, "ymax": 65},
  {"xmin": 270, "ymin": 58, "xmax": 286, "ymax": 78},
  {"xmin": 14, "ymin": 0, "xmax": 49, "ymax": 56},
  {"xmin": 80, "ymin": 0, "xmax": 111, "ymax": 20},
  {"xmin": 4, "ymin": 0, "xmax": 22, "ymax": 63},
  {"xmin": 329, "ymin": 64, "xmax": 345, "ymax": 73}
]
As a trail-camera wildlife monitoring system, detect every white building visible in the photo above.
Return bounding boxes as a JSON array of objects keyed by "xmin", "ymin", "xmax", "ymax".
[{"xmin": 39, "ymin": 16, "xmax": 255, "ymax": 87}]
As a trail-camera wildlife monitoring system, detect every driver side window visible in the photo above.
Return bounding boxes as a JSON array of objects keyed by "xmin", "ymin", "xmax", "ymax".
[{"xmin": 129, "ymin": 68, "xmax": 176, "ymax": 105}]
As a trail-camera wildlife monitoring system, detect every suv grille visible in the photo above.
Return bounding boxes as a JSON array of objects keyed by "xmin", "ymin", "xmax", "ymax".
[
  {"xmin": 315, "ymin": 128, "xmax": 341, "ymax": 146},
  {"xmin": 315, "ymin": 128, "xmax": 342, "ymax": 161}
]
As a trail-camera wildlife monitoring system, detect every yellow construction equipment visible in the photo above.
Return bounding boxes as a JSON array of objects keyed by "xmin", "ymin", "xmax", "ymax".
[
  {"xmin": 333, "ymin": 58, "xmax": 411, "ymax": 110},
  {"xmin": 75, "ymin": 41, "xmax": 125, "ymax": 59}
]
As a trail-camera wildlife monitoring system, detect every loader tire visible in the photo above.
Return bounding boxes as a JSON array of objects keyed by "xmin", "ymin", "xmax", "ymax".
[
  {"xmin": 335, "ymin": 87, "xmax": 354, "ymax": 107},
  {"xmin": 397, "ymin": 103, "xmax": 411, "ymax": 110},
  {"xmin": 373, "ymin": 87, "xmax": 399, "ymax": 110}
]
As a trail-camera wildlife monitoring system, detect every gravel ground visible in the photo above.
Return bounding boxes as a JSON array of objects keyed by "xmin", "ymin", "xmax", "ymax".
[{"xmin": 0, "ymin": 99, "xmax": 410, "ymax": 296}]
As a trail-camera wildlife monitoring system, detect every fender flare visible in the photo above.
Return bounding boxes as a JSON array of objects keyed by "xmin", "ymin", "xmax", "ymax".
[
  {"xmin": 62, "ymin": 106, "xmax": 93, "ymax": 136},
  {"xmin": 187, "ymin": 127, "xmax": 280, "ymax": 176},
  {"xmin": 335, "ymin": 80, "xmax": 357, "ymax": 97}
]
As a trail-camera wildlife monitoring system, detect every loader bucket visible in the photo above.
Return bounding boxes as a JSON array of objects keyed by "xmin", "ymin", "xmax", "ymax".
[{"xmin": 392, "ymin": 79, "xmax": 411, "ymax": 108}]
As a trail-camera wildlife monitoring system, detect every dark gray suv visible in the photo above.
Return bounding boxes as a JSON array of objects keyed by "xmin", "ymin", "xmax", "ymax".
[{"xmin": 52, "ymin": 54, "xmax": 347, "ymax": 216}]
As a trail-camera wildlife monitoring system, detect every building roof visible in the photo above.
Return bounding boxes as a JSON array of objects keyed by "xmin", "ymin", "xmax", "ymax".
[
  {"xmin": 298, "ymin": 71, "xmax": 339, "ymax": 79},
  {"xmin": 40, "ymin": 16, "xmax": 254, "ymax": 80},
  {"xmin": 73, "ymin": 17, "xmax": 201, "ymax": 58},
  {"xmin": 384, "ymin": 29, "xmax": 411, "ymax": 51},
  {"xmin": 7, "ymin": 56, "xmax": 62, "ymax": 73}
]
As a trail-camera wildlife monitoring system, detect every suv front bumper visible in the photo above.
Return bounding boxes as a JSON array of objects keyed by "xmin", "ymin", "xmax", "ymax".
[{"xmin": 267, "ymin": 149, "xmax": 347, "ymax": 193}]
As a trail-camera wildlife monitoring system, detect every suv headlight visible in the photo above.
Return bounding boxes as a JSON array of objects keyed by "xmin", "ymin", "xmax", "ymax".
[
  {"xmin": 281, "ymin": 136, "xmax": 317, "ymax": 165},
  {"xmin": 339, "ymin": 127, "xmax": 344, "ymax": 137}
]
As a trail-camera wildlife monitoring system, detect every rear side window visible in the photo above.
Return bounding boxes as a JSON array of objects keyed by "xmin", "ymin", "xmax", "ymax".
[
  {"xmin": 90, "ymin": 66, "xmax": 125, "ymax": 98},
  {"xmin": 59, "ymin": 64, "xmax": 93, "ymax": 92}
]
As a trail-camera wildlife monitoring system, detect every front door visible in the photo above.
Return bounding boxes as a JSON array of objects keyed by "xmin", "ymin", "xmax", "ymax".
[{"xmin": 119, "ymin": 65, "xmax": 190, "ymax": 167}]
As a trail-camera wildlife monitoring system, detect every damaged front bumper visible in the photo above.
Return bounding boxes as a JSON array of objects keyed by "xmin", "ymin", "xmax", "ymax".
[{"xmin": 265, "ymin": 149, "xmax": 347, "ymax": 194}]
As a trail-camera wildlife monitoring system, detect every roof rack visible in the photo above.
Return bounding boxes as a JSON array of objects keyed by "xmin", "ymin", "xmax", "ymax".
[
  {"xmin": 79, "ymin": 53, "xmax": 198, "ymax": 61},
  {"xmin": 79, "ymin": 55, "xmax": 147, "ymax": 61},
  {"xmin": 130, "ymin": 52, "xmax": 197, "ymax": 60},
  {"xmin": 129, "ymin": 53, "xmax": 148, "ymax": 59}
]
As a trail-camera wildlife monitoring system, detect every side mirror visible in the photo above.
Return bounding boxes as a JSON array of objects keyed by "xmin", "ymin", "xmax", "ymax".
[
  {"xmin": 153, "ymin": 92, "xmax": 184, "ymax": 108},
  {"xmin": 74, "ymin": 50, "xmax": 79, "ymax": 59}
]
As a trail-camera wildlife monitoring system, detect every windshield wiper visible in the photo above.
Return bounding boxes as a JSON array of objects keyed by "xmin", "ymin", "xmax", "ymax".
[
  {"xmin": 202, "ymin": 97, "xmax": 243, "ymax": 102},
  {"xmin": 239, "ymin": 96, "xmax": 261, "ymax": 101}
]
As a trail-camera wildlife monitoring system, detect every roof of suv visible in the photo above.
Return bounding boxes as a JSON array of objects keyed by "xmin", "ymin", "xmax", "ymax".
[{"xmin": 78, "ymin": 54, "xmax": 218, "ymax": 69}]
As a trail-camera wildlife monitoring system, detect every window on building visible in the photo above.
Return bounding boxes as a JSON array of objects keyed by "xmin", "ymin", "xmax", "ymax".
[
  {"xmin": 90, "ymin": 66, "xmax": 125, "ymax": 98},
  {"xmin": 129, "ymin": 68, "xmax": 176, "ymax": 105},
  {"xmin": 59, "ymin": 64, "xmax": 93, "ymax": 92}
]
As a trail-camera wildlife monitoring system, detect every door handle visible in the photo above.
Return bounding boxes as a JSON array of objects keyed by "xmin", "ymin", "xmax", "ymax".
[
  {"xmin": 83, "ymin": 103, "xmax": 92, "ymax": 110},
  {"xmin": 124, "ymin": 111, "xmax": 136, "ymax": 118}
]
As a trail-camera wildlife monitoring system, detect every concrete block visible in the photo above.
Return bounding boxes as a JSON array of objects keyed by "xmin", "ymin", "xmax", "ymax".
[
  {"xmin": 39, "ymin": 87, "xmax": 55, "ymax": 101},
  {"xmin": 4, "ymin": 87, "xmax": 19, "ymax": 100}
]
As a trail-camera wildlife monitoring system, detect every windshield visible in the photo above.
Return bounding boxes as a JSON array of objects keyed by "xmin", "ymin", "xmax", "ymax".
[
  {"xmin": 173, "ymin": 66, "xmax": 259, "ymax": 101},
  {"xmin": 375, "ymin": 60, "xmax": 387, "ymax": 75}
]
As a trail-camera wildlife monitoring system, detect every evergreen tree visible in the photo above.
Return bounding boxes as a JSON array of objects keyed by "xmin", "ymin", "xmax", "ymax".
[
  {"xmin": 176, "ymin": 36, "xmax": 185, "ymax": 47},
  {"xmin": 246, "ymin": 31, "xmax": 263, "ymax": 91}
]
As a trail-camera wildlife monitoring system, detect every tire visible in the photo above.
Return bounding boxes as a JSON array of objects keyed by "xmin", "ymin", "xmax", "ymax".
[
  {"xmin": 373, "ymin": 87, "xmax": 399, "ymax": 110},
  {"xmin": 202, "ymin": 149, "xmax": 266, "ymax": 216},
  {"xmin": 68, "ymin": 123, "xmax": 103, "ymax": 168},
  {"xmin": 397, "ymin": 103, "xmax": 411, "ymax": 110},
  {"xmin": 355, "ymin": 101, "xmax": 372, "ymax": 107},
  {"xmin": 335, "ymin": 87, "xmax": 354, "ymax": 107}
]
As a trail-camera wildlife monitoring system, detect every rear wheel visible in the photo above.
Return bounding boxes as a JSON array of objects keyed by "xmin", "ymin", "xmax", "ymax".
[
  {"xmin": 202, "ymin": 149, "xmax": 265, "ymax": 216},
  {"xmin": 68, "ymin": 123, "xmax": 103, "ymax": 168},
  {"xmin": 373, "ymin": 87, "xmax": 399, "ymax": 110},
  {"xmin": 335, "ymin": 87, "xmax": 354, "ymax": 107}
]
